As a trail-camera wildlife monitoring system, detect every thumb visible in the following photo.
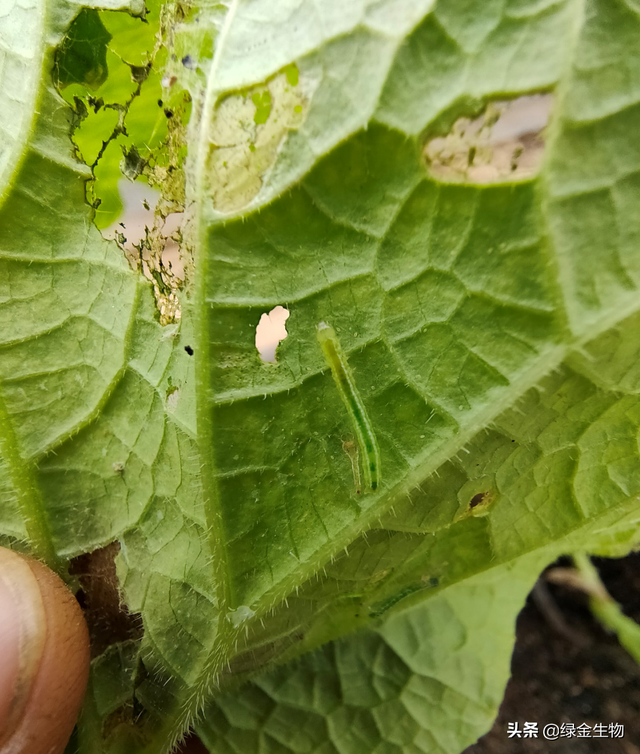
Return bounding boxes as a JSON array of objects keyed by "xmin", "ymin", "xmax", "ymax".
[{"xmin": 0, "ymin": 547, "xmax": 90, "ymax": 754}]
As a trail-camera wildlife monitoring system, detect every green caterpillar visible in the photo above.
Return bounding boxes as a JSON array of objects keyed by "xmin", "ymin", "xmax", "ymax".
[{"xmin": 317, "ymin": 322, "xmax": 380, "ymax": 492}]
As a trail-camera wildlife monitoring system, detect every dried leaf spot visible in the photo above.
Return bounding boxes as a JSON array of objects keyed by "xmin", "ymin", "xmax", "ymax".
[
  {"xmin": 255, "ymin": 306, "xmax": 290, "ymax": 363},
  {"xmin": 424, "ymin": 94, "xmax": 554, "ymax": 184},
  {"xmin": 121, "ymin": 145, "xmax": 147, "ymax": 181},
  {"xmin": 469, "ymin": 491, "xmax": 488, "ymax": 509},
  {"xmin": 206, "ymin": 64, "xmax": 309, "ymax": 213},
  {"xmin": 129, "ymin": 62, "xmax": 151, "ymax": 84},
  {"xmin": 464, "ymin": 490, "xmax": 496, "ymax": 519}
]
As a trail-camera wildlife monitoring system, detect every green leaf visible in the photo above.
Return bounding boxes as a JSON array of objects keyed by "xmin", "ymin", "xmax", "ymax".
[
  {"xmin": 3, "ymin": 0, "xmax": 640, "ymax": 753},
  {"xmin": 54, "ymin": 9, "xmax": 112, "ymax": 90},
  {"xmin": 197, "ymin": 555, "xmax": 546, "ymax": 754}
]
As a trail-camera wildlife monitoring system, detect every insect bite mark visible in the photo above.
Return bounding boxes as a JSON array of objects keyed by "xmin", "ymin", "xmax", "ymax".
[
  {"xmin": 256, "ymin": 306, "xmax": 290, "ymax": 362},
  {"xmin": 469, "ymin": 492, "xmax": 487, "ymax": 509},
  {"xmin": 424, "ymin": 94, "xmax": 553, "ymax": 184}
]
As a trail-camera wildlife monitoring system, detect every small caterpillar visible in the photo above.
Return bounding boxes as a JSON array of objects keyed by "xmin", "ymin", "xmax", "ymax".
[{"xmin": 317, "ymin": 322, "xmax": 380, "ymax": 492}]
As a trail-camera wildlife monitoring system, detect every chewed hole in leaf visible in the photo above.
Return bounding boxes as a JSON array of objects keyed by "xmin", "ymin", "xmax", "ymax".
[
  {"xmin": 206, "ymin": 64, "xmax": 309, "ymax": 213},
  {"xmin": 256, "ymin": 306, "xmax": 290, "ymax": 363},
  {"xmin": 105, "ymin": 183, "xmax": 186, "ymax": 325},
  {"xmin": 104, "ymin": 181, "xmax": 159, "ymax": 245},
  {"xmin": 423, "ymin": 94, "xmax": 554, "ymax": 184},
  {"xmin": 161, "ymin": 212, "xmax": 185, "ymax": 280},
  {"xmin": 70, "ymin": 542, "xmax": 143, "ymax": 658}
]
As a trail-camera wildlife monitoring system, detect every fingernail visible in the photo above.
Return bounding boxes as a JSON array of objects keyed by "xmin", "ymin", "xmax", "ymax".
[{"xmin": 0, "ymin": 549, "xmax": 46, "ymax": 744}]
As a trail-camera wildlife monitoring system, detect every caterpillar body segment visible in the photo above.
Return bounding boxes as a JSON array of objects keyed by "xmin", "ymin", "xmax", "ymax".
[{"xmin": 317, "ymin": 322, "xmax": 380, "ymax": 492}]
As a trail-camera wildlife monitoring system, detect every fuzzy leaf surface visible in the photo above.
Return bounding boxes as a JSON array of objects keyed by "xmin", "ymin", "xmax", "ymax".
[{"xmin": 2, "ymin": 0, "xmax": 640, "ymax": 752}]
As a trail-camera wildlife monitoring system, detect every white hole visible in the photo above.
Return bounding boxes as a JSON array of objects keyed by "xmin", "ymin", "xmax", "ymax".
[
  {"xmin": 424, "ymin": 94, "xmax": 554, "ymax": 184},
  {"xmin": 256, "ymin": 306, "xmax": 290, "ymax": 363},
  {"xmin": 161, "ymin": 213, "xmax": 185, "ymax": 279},
  {"xmin": 103, "ymin": 179, "xmax": 160, "ymax": 248}
]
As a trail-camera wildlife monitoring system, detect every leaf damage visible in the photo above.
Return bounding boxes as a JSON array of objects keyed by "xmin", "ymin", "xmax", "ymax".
[
  {"xmin": 424, "ymin": 94, "xmax": 554, "ymax": 184},
  {"xmin": 205, "ymin": 63, "xmax": 309, "ymax": 213},
  {"xmin": 56, "ymin": 1, "xmax": 194, "ymax": 326}
]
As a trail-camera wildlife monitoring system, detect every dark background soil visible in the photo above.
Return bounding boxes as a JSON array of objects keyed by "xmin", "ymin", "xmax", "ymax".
[{"xmin": 464, "ymin": 554, "xmax": 640, "ymax": 754}]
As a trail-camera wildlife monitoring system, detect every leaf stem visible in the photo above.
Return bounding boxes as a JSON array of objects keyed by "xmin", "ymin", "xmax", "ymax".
[
  {"xmin": 139, "ymin": 3, "xmax": 243, "ymax": 752},
  {"xmin": 573, "ymin": 552, "xmax": 640, "ymax": 665},
  {"xmin": 192, "ymin": 0, "xmax": 241, "ymax": 612}
]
